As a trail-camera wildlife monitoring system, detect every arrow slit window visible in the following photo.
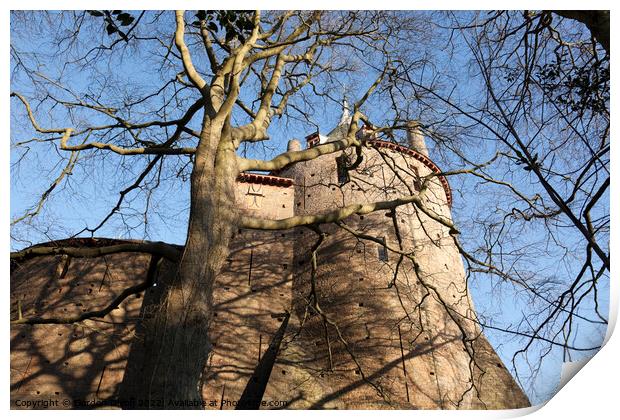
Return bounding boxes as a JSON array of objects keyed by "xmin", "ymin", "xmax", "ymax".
[
  {"xmin": 336, "ymin": 154, "xmax": 350, "ymax": 185},
  {"xmin": 378, "ymin": 236, "xmax": 388, "ymax": 262}
]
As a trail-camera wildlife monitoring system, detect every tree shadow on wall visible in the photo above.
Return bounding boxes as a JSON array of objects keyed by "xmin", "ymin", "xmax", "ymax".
[
  {"xmin": 10, "ymin": 231, "xmax": 519, "ymax": 410},
  {"xmin": 10, "ymin": 251, "xmax": 151, "ymax": 408}
]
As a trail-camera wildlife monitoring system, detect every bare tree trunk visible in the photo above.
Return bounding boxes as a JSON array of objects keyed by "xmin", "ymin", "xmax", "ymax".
[{"xmin": 120, "ymin": 116, "xmax": 238, "ymax": 409}]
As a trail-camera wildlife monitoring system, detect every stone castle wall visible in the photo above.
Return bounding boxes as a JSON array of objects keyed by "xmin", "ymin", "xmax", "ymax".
[{"xmin": 10, "ymin": 248, "xmax": 152, "ymax": 408}]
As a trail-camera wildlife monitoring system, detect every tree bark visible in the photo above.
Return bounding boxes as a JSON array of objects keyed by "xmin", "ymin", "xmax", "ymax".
[
  {"xmin": 120, "ymin": 113, "xmax": 238, "ymax": 409},
  {"xmin": 553, "ymin": 10, "xmax": 610, "ymax": 54}
]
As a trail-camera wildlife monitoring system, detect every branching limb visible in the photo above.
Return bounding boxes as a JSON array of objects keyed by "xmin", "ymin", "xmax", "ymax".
[
  {"xmin": 11, "ymin": 149, "xmax": 80, "ymax": 226},
  {"xmin": 240, "ymin": 186, "xmax": 457, "ymax": 233},
  {"xmin": 11, "ymin": 92, "xmax": 200, "ymax": 156},
  {"xmin": 174, "ymin": 10, "xmax": 208, "ymax": 93},
  {"xmin": 239, "ymin": 135, "xmax": 357, "ymax": 172},
  {"xmin": 59, "ymin": 129, "xmax": 196, "ymax": 155},
  {"xmin": 238, "ymin": 63, "xmax": 389, "ymax": 170},
  {"xmin": 73, "ymin": 156, "xmax": 164, "ymax": 236}
]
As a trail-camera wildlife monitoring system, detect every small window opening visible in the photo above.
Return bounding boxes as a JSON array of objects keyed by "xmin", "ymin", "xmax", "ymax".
[
  {"xmin": 378, "ymin": 237, "xmax": 388, "ymax": 262},
  {"xmin": 336, "ymin": 154, "xmax": 350, "ymax": 184}
]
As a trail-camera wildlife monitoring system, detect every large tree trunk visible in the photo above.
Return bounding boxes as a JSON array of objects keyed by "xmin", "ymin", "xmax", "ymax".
[{"xmin": 120, "ymin": 115, "xmax": 238, "ymax": 409}]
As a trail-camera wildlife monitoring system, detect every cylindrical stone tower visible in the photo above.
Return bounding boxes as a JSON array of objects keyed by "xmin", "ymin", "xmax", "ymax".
[
  {"xmin": 287, "ymin": 139, "xmax": 302, "ymax": 152},
  {"xmin": 406, "ymin": 120, "xmax": 429, "ymax": 157},
  {"xmin": 272, "ymin": 117, "xmax": 529, "ymax": 409}
]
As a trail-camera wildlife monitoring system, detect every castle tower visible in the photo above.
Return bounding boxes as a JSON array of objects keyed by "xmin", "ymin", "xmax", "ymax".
[
  {"xmin": 203, "ymin": 105, "xmax": 530, "ymax": 409},
  {"xmin": 406, "ymin": 120, "xmax": 429, "ymax": 156}
]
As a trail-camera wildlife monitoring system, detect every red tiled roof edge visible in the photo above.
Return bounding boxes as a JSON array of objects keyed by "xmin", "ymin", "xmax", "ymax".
[
  {"xmin": 237, "ymin": 172, "xmax": 294, "ymax": 187},
  {"xmin": 268, "ymin": 139, "xmax": 453, "ymax": 206},
  {"xmin": 367, "ymin": 139, "xmax": 452, "ymax": 207}
]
